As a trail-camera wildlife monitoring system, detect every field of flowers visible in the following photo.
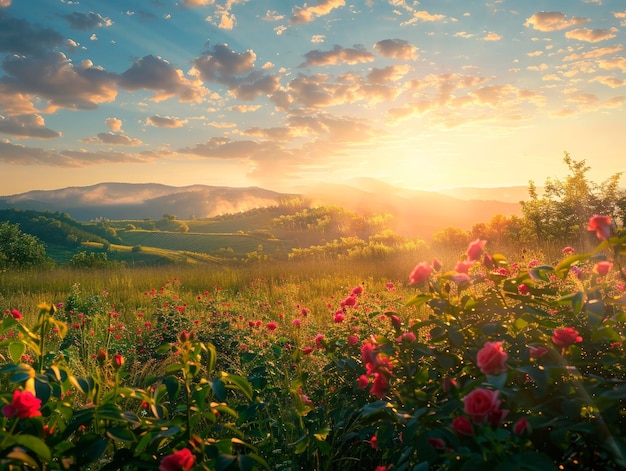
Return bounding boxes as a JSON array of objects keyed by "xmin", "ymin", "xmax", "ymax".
[{"xmin": 1, "ymin": 215, "xmax": 625, "ymax": 470}]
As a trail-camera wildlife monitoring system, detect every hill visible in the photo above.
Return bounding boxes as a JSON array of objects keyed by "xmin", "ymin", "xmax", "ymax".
[{"xmin": 0, "ymin": 181, "xmax": 523, "ymax": 239}]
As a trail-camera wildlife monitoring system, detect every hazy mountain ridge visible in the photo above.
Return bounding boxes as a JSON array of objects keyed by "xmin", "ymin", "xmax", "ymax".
[{"xmin": 0, "ymin": 181, "xmax": 523, "ymax": 238}]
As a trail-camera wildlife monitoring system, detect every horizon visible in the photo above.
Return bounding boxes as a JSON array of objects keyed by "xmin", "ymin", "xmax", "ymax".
[{"xmin": 1, "ymin": 1, "xmax": 625, "ymax": 196}]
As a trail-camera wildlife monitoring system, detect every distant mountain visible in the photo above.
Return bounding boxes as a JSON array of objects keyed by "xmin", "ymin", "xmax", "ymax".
[
  {"xmin": 0, "ymin": 183, "xmax": 295, "ymax": 221},
  {"xmin": 0, "ymin": 180, "xmax": 523, "ymax": 238}
]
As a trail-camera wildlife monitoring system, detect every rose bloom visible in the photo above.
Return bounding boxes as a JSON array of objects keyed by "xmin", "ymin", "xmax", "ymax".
[
  {"xmin": 467, "ymin": 239, "xmax": 487, "ymax": 261},
  {"xmin": 334, "ymin": 312, "xmax": 345, "ymax": 323},
  {"xmin": 588, "ymin": 215, "xmax": 612, "ymax": 240},
  {"xmin": 529, "ymin": 345, "xmax": 549, "ymax": 358},
  {"xmin": 452, "ymin": 416, "xmax": 474, "ymax": 437},
  {"xmin": 595, "ymin": 261, "xmax": 613, "ymax": 276},
  {"xmin": 370, "ymin": 371, "xmax": 389, "ymax": 399},
  {"xmin": 514, "ymin": 417, "xmax": 532, "ymax": 436},
  {"xmin": 462, "ymin": 388, "xmax": 502, "ymax": 424},
  {"xmin": 409, "ymin": 262, "xmax": 432, "ymax": 285},
  {"xmin": 476, "ymin": 341, "xmax": 508, "ymax": 375},
  {"xmin": 2, "ymin": 390, "xmax": 42, "ymax": 419},
  {"xmin": 455, "ymin": 260, "xmax": 474, "ymax": 274},
  {"xmin": 552, "ymin": 327, "xmax": 582, "ymax": 348},
  {"xmin": 159, "ymin": 448, "xmax": 195, "ymax": 471},
  {"xmin": 357, "ymin": 374, "xmax": 369, "ymax": 389}
]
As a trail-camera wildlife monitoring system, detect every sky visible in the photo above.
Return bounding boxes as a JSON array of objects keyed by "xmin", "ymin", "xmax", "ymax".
[{"xmin": 0, "ymin": 0, "xmax": 625, "ymax": 196}]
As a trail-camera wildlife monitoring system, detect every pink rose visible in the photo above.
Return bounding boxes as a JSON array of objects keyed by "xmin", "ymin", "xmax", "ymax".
[
  {"xmin": 409, "ymin": 262, "xmax": 432, "ymax": 285},
  {"xmin": 357, "ymin": 375, "xmax": 369, "ymax": 389},
  {"xmin": 159, "ymin": 448, "xmax": 195, "ymax": 471},
  {"xmin": 476, "ymin": 341, "xmax": 508, "ymax": 375},
  {"xmin": 552, "ymin": 327, "xmax": 582, "ymax": 348},
  {"xmin": 595, "ymin": 261, "xmax": 613, "ymax": 276},
  {"xmin": 467, "ymin": 239, "xmax": 487, "ymax": 261},
  {"xmin": 528, "ymin": 345, "xmax": 548, "ymax": 358},
  {"xmin": 450, "ymin": 272, "xmax": 470, "ymax": 287},
  {"xmin": 455, "ymin": 260, "xmax": 474, "ymax": 274},
  {"xmin": 513, "ymin": 417, "xmax": 532, "ymax": 436},
  {"xmin": 462, "ymin": 388, "xmax": 502, "ymax": 424},
  {"xmin": 370, "ymin": 371, "xmax": 389, "ymax": 399},
  {"xmin": 452, "ymin": 416, "xmax": 474, "ymax": 437},
  {"xmin": 2, "ymin": 390, "xmax": 42, "ymax": 419},
  {"xmin": 587, "ymin": 215, "xmax": 612, "ymax": 240}
]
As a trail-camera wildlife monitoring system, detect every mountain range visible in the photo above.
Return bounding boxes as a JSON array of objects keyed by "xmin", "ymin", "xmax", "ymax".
[{"xmin": 0, "ymin": 180, "xmax": 526, "ymax": 239}]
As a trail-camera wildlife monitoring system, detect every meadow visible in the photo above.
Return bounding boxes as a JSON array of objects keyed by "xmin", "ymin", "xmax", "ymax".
[{"xmin": 1, "ymin": 214, "xmax": 625, "ymax": 470}]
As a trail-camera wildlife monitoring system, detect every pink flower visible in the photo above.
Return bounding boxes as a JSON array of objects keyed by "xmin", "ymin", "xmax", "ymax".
[
  {"xmin": 361, "ymin": 341, "xmax": 377, "ymax": 365},
  {"xmin": 595, "ymin": 261, "xmax": 613, "ymax": 276},
  {"xmin": 334, "ymin": 312, "xmax": 345, "ymax": 323},
  {"xmin": 462, "ymin": 388, "xmax": 502, "ymax": 424},
  {"xmin": 347, "ymin": 335, "xmax": 359, "ymax": 345},
  {"xmin": 455, "ymin": 260, "xmax": 474, "ymax": 274},
  {"xmin": 370, "ymin": 372, "xmax": 389, "ymax": 398},
  {"xmin": 518, "ymin": 284, "xmax": 530, "ymax": 295},
  {"xmin": 357, "ymin": 374, "xmax": 369, "ymax": 389},
  {"xmin": 450, "ymin": 272, "xmax": 470, "ymax": 287},
  {"xmin": 409, "ymin": 262, "xmax": 432, "ymax": 285},
  {"xmin": 11, "ymin": 309, "xmax": 22, "ymax": 320},
  {"xmin": 159, "ymin": 448, "xmax": 195, "ymax": 471},
  {"xmin": 266, "ymin": 321, "xmax": 277, "ymax": 331},
  {"xmin": 314, "ymin": 333, "xmax": 325, "ymax": 348},
  {"xmin": 452, "ymin": 416, "xmax": 474, "ymax": 437},
  {"xmin": 385, "ymin": 282, "xmax": 395, "ymax": 291},
  {"xmin": 113, "ymin": 354, "xmax": 124, "ymax": 370},
  {"xmin": 351, "ymin": 285, "xmax": 363, "ymax": 296},
  {"xmin": 390, "ymin": 314, "xmax": 402, "ymax": 329},
  {"xmin": 476, "ymin": 341, "xmax": 508, "ymax": 375},
  {"xmin": 513, "ymin": 417, "xmax": 532, "ymax": 436},
  {"xmin": 588, "ymin": 215, "xmax": 612, "ymax": 240},
  {"xmin": 529, "ymin": 345, "xmax": 548, "ymax": 358},
  {"xmin": 2, "ymin": 390, "xmax": 42, "ymax": 419},
  {"xmin": 292, "ymin": 318, "xmax": 301, "ymax": 328},
  {"xmin": 340, "ymin": 294, "xmax": 357, "ymax": 308},
  {"xmin": 467, "ymin": 239, "xmax": 487, "ymax": 261},
  {"xmin": 562, "ymin": 246, "xmax": 574, "ymax": 255},
  {"xmin": 552, "ymin": 327, "xmax": 582, "ymax": 348},
  {"xmin": 395, "ymin": 332, "xmax": 416, "ymax": 343}
]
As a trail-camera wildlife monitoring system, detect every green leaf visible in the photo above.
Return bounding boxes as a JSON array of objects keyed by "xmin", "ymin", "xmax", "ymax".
[
  {"xmin": 106, "ymin": 427, "xmax": 135, "ymax": 443},
  {"xmin": 313, "ymin": 426, "xmax": 331, "ymax": 441},
  {"xmin": 405, "ymin": 294, "xmax": 432, "ymax": 309},
  {"xmin": 448, "ymin": 328, "xmax": 464, "ymax": 348},
  {"xmin": 211, "ymin": 378, "xmax": 227, "ymax": 402},
  {"xmin": 13, "ymin": 434, "xmax": 51, "ymax": 462},
  {"xmin": 8, "ymin": 342, "xmax": 25, "ymax": 363},
  {"xmin": 221, "ymin": 373, "xmax": 254, "ymax": 401}
]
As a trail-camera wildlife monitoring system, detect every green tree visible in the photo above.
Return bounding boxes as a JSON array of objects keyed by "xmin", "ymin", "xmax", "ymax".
[
  {"xmin": 0, "ymin": 221, "xmax": 50, "ymax": 269},
  {"xmin": 520, "ymin": 153, "xmax": 625, "ymax": 248}
]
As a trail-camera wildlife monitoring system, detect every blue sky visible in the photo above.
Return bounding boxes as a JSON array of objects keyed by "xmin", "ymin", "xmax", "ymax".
[{"xmin": 0, "ymin": 0, "xmax": 624, "ymax": 195}]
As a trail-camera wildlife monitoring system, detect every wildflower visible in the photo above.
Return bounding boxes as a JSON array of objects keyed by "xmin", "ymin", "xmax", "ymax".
[
  {"xmin": 266, "ymin": 321, "xmax": 277, "ymax": 331},
  {"xmin": 587, "ymin": 215, "xmax": 612, "ymax": 240},
  {"xmin": 159, "ymin": 448, "xmax": 195, "ymax": 471},
  {"xmin": 562, "ymin": 246, "xmax": 574, "ymax": 255},
  {"xmin": 302, "ymin": 347, "xmax": 314, "ymax": 355},
  {"xmin": 518, "ymin": 284, "xmax": 530, "ymax": 295},
  {"xmin": 455, "ymin": 260, "xmax": 474, "ymax": 274},
  {"xmin": 334, "ymin": 312, "xmax": 345, "ymax": 323},
  {"xmin": 395, "ymin": 332, "xmax": 416, "ymax": 343},
  {"xmin": 340, "ymin": 294, "xmax": 357, "ymax": 308},
  {"xmin": 594, "ymin": 260, "xmax": 613, "ymax": 276},
  {"xmin": 467, "ymin": 239, "xmax": 487, "ymax": 261},
  {"xmin": 113, "ymin": 353, "xmax": 124, "ymax": 370},
  {"xmin": 476, "ymin": 341, "xmax": 508, "ymax": 375},
  {"xmin": 314, "ymin": 333, "xmax": 325, "ymax": 348},
  {"xmin": 370, "ymin": 371, "xmax": 389, "ymax": 399},
  {"xmin": 2, "ymin": 390, "xmax": 42, "ymax": 419},
  {"xmin": 385, "ymin": 282, "xmax": 395, "ymax": 291},
  {"xmin": 347, "ymin": 335, "xmax": 359, "ymax": 345},
  {"xmin": 452, "ymin": 416, "xmax": 474, "ymax": 437},
  {"xmin": 390, "ymin": 314, "xmax": 402, "ymax": 329},
  {"xmin": 11, "ymin": 309, "xmax": 22, "ymax": 320},
  {"xmin": 409, "ymin": 262, "xmax": 432, "ymax": 285},
  {"xmin": 292, "ymin": 318, "xmax": 301, "ymax": 328},
  {"xmin": 96, "ymin": 349, "xmax": 107, "ymax": 366},
  {"xmin": 552, "ymin": 327, "xmax": 582, "ymax": 348},
  {"xmin": 351, "ymin": 285, "xmax": 363, "ymax": 296}
]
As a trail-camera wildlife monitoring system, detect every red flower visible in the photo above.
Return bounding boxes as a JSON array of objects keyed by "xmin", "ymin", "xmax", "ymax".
[
  {"xmin": 587, "ymin": 215, "xmax": 612, "ymax": 240},
  {"xmin": 562, "ymin": 246, "xmax": 574, "ymax": 255},
  {"xmin": 452, "ymin": 416, "xmax": 474, "ymax": 437},
  {"xmin": 370, "ymin": 372, "xmax": 389, "ymax": 399},
  {"xmin": 11, "ymin": 309, "xmax": 22, "ymax": 320},
  {"xmin": 357, "ymin": 374, "xmax": 369, "ymax": 389},
  {"xmin": 2, "ymin": 390, "xmax": 42, "ymax": 419},
  {"xmin": 595, "ymin": 261, "xmax": 613, "ymax": 276},
  {"xmin": 462, "ymin": 388, "xmax": 502, "ymax": 424},
  {"xmin": 552, "ymin": 327, "xmax": 582, "ymax": 348},
  {"xmin": 528, "ymin": 345, "xmax": 548, "ymax": 358},
  {"xmin": 351, "ymin": 285, "xmax": 363, "ymax": 296},
  {"xmin": 476, "ymin": 341, "xmax": 508, "ymax": 375},
  {"xmin": 113, "ymin": 353, "xmax": 124, "ymax": 370},
  {"xmin": 427, "ymin": 437, "xmax": 446, "ymax": 449},
  {"xmin": 266, "ymin": 321, "xmax": 277, "ymax": 331},
  {"xmin": 513, "ymin": 417, "xmax": 532, "ymax": 436},
  {"xmin": 334, "ymin": 312, "xmax": 345, "ymax": 323},
  {"xmin": 409, "ymin": 262, "xmax": 432, "ymax": 285},
  {"xmin": 467, "ymin": 239, "xmax": 487, "ymax": 261},
  {"xmin": 159, "ymin": 448, "xmax": 195, "ymax": 471},
  {"xmin": 518, "ymin": 284, "xmax": 530, "ymax": 295}
]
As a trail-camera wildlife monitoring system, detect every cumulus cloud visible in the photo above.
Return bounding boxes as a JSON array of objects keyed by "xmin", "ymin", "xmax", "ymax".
[
  {"xmin": 565, "ymin": 27, "xmax": 618, "ymax": 43},
  {"xmin": 300, "ymin": 45, "xmax": 375, "ymax": 67},
  {"xmin": 599, "ymin": 57, "xmax": 626, "ymax": 73},
  {"xmin": 367, "ymin": 65, "xmax": 411, "ymax": 84},
  {"xmin": 0, "ymin": 11, "xmax": 65, "ymax": 55},
  {"xmin": 524, "ymin": 12, "xmax": 589, "ymax": 32},
  {"xmin": 482, "ymin": 32, "xmax": 502, "ymax": 41},
  {"xmin": 564, "ymin": 45, "xmax": 622, "ymax": 61},
  {"xmin": 81, "ymin": 132, "xmax": 142, "ymax": 146},
  {"xmin": 0, "ymin": 114, "xmax": 61, "ymax": 138},
  {"xmin": 146, "ymin": 115, "xmax": 188, "ymax": 128},
  {"xmin": 106, "ymin": 117, "xmax": 122, "ymax": 132},
  {"xmin": 373, "ymin": 39, "xmax": 418, "ymax": 60},
  {"xmin": 290, "ymin": 0, "xmax": 346, "ymax": 24},
  {"xmin": 118, "ymin": 55, "xmax": 206, "ymax": 102},
  {"xmin": 1, "ymin": 53, "xmax": 118, "ymax": 111},
  {"xmin": 61, "ymin": 11, "xmax": 113, "ymax": 30}
]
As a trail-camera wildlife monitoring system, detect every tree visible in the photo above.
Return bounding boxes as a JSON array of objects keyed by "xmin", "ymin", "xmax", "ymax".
[
  {"xmin": 520, "ymin": 153, "xmax": 625, "ymax": 248},
  {"xmin": 0, "ymin": 222, "xmax": 50, "ymax": 269}
]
